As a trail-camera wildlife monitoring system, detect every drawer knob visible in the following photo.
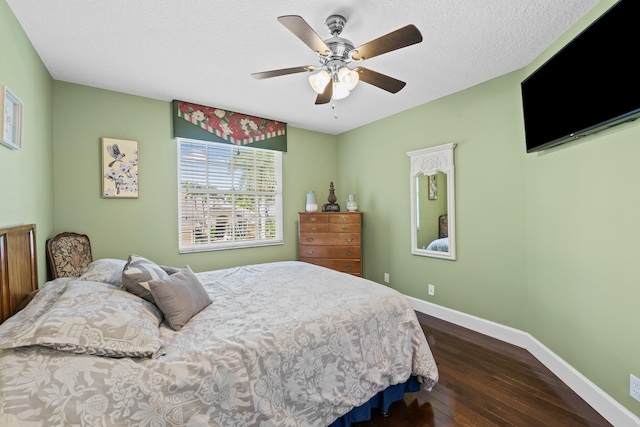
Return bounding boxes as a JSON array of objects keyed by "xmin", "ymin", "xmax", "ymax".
[
  {"xmin": 346, "ymin": 250, "xmax": 353, "ymax": 256},
  {"xmin": 341, "ymin": 216, "xmax": 348, "ymax": 222},
  {"xmin": 341, "ymin": 226, "xmax": 349, "ymax": 231},
  {"xmin": 346, "ymin": 264, "xmax": 353, "ymax": 270},
  {"xmin": 345, "ymin": 238, "xmax": 353, "ymax": 243},
  {"xmin": 310, "ymin": 226, "xmax": 317, "ymax": 231},
  {"xmin": 310, "ymin": 217, "xmax": 317, "ymax": 222},
  {"xmin": 306, "ymin": 250, "xmax": 314, "ymax": 255},
  {"xmin": 306, "ymin": 237, "xmax": 314, "ymax": 242}
]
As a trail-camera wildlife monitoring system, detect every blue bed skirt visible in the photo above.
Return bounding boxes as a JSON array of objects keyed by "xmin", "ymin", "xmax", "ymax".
[{"xmin": 328, "ymin": 376, "xmax": 421, "ymax": 427}]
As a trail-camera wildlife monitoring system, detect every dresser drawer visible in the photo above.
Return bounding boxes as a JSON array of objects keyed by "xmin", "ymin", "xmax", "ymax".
[
  {"xmin": 299, "ymin": 213, "xmax": 329, "ymax": 224},
  {"xmin": 299, "ymin": 245, "xmax": 361, "ymax": 259},
  {"xmin": 300, "ymin": 233, "xmax": 360, "ymax": 246},
  {"xmin": 301, "ymin": 258, "xmax": 361, "ymax": 275},
  {"xmin": 299, "ymin": 223, "xmax": 329, "ymax": 232},
  {"xmin": 328, "ymin": 223, "xmax": 361, "ymax": 233},
  {"xmin": 328, "ymin": 213, "xmax": 361, "ymax": 224}
]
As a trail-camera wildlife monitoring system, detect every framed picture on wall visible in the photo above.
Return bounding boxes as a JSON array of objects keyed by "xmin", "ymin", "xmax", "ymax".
[
  {"xmin": 101, "ymin": 137, "xmax": 139, "ymax": 198},
  {"xmin": 1, "ymin": 86, "xmax": 24, "ymax": 150},
  {"xmin": 428, "ymin": 174, "xmax": 437, "ymax": 200}
]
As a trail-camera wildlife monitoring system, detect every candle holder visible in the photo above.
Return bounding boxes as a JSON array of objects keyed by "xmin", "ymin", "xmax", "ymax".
[{"xmin": 322, "ymin": 182, "xmax": 340, "ymax": 212}]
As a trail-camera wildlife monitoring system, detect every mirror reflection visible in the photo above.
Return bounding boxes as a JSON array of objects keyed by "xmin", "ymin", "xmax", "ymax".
[
  {"xmin": 407, "ymin": 143, "xmax": 456, "ymax": 260},
  {"xmin": 416, "ymin": 171, "xmax": 448, "ymax": 251}
]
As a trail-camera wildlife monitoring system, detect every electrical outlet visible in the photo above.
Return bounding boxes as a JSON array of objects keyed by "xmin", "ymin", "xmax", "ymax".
[
  {"xmin": 384, "ymin": 273, "xmax": 389, "ymax": 283},
  {"xmin": 428, "ymin": 284, "xmax": 435, "ymax": 296},
  {"xmin": 631, "ymin": 374, "xmax": 640, "ymax": 402}
]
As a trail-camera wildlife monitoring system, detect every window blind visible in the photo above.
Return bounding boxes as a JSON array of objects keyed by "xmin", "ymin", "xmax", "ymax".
[{"xmin": 178, "ymin": 138, "xmax": 283, "ymax": 252}]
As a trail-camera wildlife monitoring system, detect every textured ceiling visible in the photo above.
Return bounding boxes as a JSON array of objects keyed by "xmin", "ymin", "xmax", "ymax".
[{"xmin": 6, "ymin": 0, "xmax": 597, "ymax": 135}]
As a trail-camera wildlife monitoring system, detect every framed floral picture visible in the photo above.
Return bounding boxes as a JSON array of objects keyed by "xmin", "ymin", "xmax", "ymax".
[
  {"xmin": 1, "ymin": 86, "xmax": 23, "ymax": 150},
  {"xmin": 428, "ymin": 174, "xmax": 437, "ymax": 200},
  {"xmin": 102, "ymin": 137, "xmax": 138, "ymax": 198}
]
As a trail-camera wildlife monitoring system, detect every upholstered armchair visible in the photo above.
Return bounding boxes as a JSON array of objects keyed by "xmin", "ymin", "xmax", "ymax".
[{"xmin": 46, "ymin": 232, "xmax": 93, "ymax": 279}]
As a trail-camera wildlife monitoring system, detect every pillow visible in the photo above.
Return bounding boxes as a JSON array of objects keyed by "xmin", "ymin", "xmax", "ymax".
[
  {"xmin": 149, "ymin": 265, "xmax": 212, "ymax": 331},
  {"xmin": 122, "ymin": 254, "xmax": 168, "ymax": 303},
  {"xmin": 159, "ymin": 265, "xmax": 181, "ymax": 275},
  {"xmin": 0, "ymin": 281, "xmax": 164, "ymax": 358},
  {"xmin": 78, "ymin": 258, "xmax": 127, "ymax": 287}
]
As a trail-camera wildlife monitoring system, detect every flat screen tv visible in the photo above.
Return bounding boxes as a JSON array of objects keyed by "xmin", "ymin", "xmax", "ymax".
[{"xmin": 521, "ymin": 0, "xmax": 640, "ymax": 153}]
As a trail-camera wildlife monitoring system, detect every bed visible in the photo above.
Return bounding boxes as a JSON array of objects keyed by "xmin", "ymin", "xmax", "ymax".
[
  {"xmin": 0, "ymin": 224, "xmax": 38, "ymax": 324},
  {"xmin": 425, "ymin": 237, "xmax": 448, "ymax": 252},
  {"xmin": 0, "ymin": 225, "xmax": 439, "ymax": 426},
  {"xmin": 426, "ymin": 214, "xmax": 449, "ymax": 252}
]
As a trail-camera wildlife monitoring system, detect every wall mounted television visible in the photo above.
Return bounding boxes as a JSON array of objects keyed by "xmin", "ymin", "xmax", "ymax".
[{"xmin": 521, "ymin": 0, "xmax": 640, "ymax": 153}]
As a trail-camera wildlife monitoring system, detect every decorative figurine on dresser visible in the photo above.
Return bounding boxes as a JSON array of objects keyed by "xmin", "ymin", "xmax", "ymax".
[
  {"xmin": 298, "ymin": 209, "xmax": 362, "ymax": 276},
  {"xmin": 322, "ymin": 181, "xmax": 340, "ymax": 212}
]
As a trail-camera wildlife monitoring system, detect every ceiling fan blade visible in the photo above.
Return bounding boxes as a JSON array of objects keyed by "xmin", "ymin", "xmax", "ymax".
[
  {"xmin": 251, "ymin": 65, "xmax": 316, "ymax": 80},
  {"xmin": 350, "ymin": 25, "xmax": 423, "ymax": 61},
  {"xmin": 278, "ymin": 15, "xmax": 332, "ymax": 56},
  {"xmin": 354, "ymin": 67, "xmax": 406, "ymax": 93},
  {"xmin": 315, "ymin": 82, "xmax": 333, "ymax": 105}
]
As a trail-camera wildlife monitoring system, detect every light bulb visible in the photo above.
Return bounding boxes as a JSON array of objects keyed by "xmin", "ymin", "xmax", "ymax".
[
  {"xmin": 308, "ymin": 70, "xmax": 331, "ymax": 94},
  {"xmin": 332, "ymin": 81, "xmax": 350, "ymax": 100},
  {"xmin": 338, "ymin": 67, "xmax": 359, "ymax": 90}
]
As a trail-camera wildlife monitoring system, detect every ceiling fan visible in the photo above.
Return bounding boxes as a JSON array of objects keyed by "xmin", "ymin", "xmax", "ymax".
[{"xmin": 251, "ymin": 14, "xmax": 423, "ymax": 105}]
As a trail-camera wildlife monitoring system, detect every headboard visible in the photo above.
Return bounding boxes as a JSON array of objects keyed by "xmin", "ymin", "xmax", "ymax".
[
  {"xmin": 0, "ymin": 224, "xmax": 38, "ymax": 323},
  {"xmin": 439, "ymin": 214, "xmax": 448, "ymax": 239}
]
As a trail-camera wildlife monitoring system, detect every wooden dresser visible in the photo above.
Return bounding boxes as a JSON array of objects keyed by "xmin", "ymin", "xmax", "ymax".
[{"xmin": 298, "ymin": 212, "xmax": 362, "ymax": 276}]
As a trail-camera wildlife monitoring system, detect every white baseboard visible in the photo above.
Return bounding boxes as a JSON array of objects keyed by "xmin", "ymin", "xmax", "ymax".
[{"xmin": 407, "ymin": 296, "xmax": 640, "ymax": 427}]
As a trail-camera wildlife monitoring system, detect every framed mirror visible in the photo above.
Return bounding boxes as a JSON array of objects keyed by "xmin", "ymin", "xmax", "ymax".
[{"xmin": 407, "ymin": 143, "xmax": 456, "ymax": 260}]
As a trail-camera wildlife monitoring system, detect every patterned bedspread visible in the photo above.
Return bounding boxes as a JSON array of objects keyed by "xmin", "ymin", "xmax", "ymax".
[
  {"xmin": 426, "ymin": 237, "xmax": 449, "ymax": 252},
  {"xmin": 0, "ymin": 261, "xmax": 438, "ymax": 426}
]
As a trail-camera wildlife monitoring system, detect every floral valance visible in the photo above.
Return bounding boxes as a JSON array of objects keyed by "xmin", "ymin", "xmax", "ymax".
[{"xmin": 173, "ymin": 100, "xmax": 287, "ymax": 152}]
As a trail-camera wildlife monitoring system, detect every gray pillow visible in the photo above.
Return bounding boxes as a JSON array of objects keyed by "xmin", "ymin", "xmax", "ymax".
[
  {"xmin": 159, "ymin": 265, "xmax": 181, "ymax": 275},
  {"xmin": 148, "ymin": 265, "xmax": 212, "ymax": 331},
  {"xmin": 122, "ymin": 254, "xmax": 168, "ymax": 303},
  {"xmin": 0, "ymin": 281, "xmax": 164, "ymax": 358}
]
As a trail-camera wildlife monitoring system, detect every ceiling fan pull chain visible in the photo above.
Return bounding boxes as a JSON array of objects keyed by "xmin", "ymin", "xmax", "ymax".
[{"xmin": 332, "ymin": 102, "xmax": 338, "ymax": 119}]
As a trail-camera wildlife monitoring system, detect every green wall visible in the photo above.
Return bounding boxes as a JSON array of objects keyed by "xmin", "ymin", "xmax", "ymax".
[
  {"xmin": 0, "ymin": 0, "xmax": 54, "ymax": 283},
  {"xmin": 523, "ymin": 0, "xmax": 639, "ymax": 414},
  {"xmin": 337, "ymin": 69, "xmax": 528, "ymax": 328},
  {"xmin": 52, "ymin": 81, "xmax": 337, "ymax": 271},
  {"xmin": 337, "ymin": 0, "xmax": 639, "ymax": 417}
]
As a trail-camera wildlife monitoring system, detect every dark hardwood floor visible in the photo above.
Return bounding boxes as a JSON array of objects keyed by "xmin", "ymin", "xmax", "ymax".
[{"xmin": 354, "ymin": 312, "xmax": 613, "ymax": 427}]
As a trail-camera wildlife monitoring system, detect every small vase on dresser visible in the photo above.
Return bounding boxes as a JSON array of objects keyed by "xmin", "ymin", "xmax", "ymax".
[
  {"xmin": 305, "ymin": 191, "xmax": 318, "ymax": 212},
  {"xmin": 346, "ymin": 194, "xmax": 358, "ymax": 212}
]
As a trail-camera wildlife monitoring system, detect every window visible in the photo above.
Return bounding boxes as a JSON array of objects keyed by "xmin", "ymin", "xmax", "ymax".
[{"xmin": 178, "ymin": 138, "xmax": 283, "ymax": 252}]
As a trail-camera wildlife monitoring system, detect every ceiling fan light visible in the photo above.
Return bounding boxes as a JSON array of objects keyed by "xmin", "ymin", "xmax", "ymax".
[
  {"xmin": 309, "ymin": 70, "xmax": 331, "ymax": 94},
  {"xmin": 332, "ymin": 82, "xmax": 351, "ymax": 100},
  {"xmin": 338, "ymin": 67, "xmax": 359, "ymax": 90}
]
